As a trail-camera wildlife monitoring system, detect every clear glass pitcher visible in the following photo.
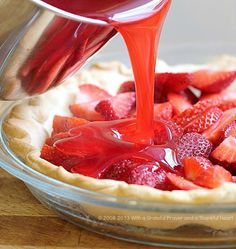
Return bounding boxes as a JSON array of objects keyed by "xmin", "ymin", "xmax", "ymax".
[{"xmin": 0, "ymin": 0, "xmax": 117, "ymax": 100}]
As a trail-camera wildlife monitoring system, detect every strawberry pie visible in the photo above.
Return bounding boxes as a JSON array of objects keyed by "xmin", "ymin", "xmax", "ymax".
[{"xmin": 4, "ymin": 55, "xmax": 236, "ymax": 204}]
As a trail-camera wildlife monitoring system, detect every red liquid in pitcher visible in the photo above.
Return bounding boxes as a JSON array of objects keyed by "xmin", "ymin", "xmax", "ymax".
[{"xmin": 39, "ymin": 0, "xmax": 176, "ymax": 178}]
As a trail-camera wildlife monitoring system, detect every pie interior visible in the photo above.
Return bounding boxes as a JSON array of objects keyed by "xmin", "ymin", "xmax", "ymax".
[{"xmin": 4, "ymin": 56, "xmax": 236, "ymax": 205}]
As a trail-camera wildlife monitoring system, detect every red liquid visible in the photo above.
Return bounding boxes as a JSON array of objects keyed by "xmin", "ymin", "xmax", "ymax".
[
  {"xmin": 39, "ymin": 0, "xmax": 174, "ymax": 179},
  {"xmin": 54, "ymin": 119, "xmax": 179, "ymax": 178},
  {"xmin": 20, "ymin": 19, "xmax": 116, "ymax": 94}
]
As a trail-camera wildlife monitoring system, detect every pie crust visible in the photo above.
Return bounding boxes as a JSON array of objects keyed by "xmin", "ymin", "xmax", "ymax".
[{"xmin": 4, "ymin": 56, "xmax": 236, "ymax": 206}]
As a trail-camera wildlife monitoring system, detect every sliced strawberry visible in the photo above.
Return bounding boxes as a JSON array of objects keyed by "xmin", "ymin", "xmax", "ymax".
[
  {"xmin": 46, "ymin": 132, "xmax": 70, "ymax": 146},
  {"xmin": 183, "ymin": 156, "xmax": 232, "ymax": 188},
  {"xmin": 177, "ymin": 133, "xmax": 212, "ymax": 162},
  {"xmin": 118, "ymin": 81, "xmax": 135, "ymax": 93},
  {"xmin": 233, "ymin": 176, "xmax": 236, "ymax": 183},
  {"xmin": 76, "ymin": 84, "xmax": 111, "ymax": 103},
  {"xmin": 101, "ymin": 158, "xmax": 172, "ymax": 190},
  {"xmin": 167, "ymin": 92, "xmax": 192, "ymax": 115},
  {"xmin": 95, "ymin": 92, "xmax": 136, "ymax": 121},
  {"xmin": 153, "ymin": 122, "xmax": 172, "ymax": 145},
  {"xmin": 173, "ymin": 97, "xmax": 220, "ymax": 127},
  {"xmin": 130, "ymin": 102, "xmax": 173, "ymax": 121},
  {"xmin": 166, "ymin": 173, "xmax": 203, "ymax": 190},
  {"xmin": 184, "ymin": 107, "xmax": 222, "ymax": 134},
  {"xmin": 154, "ymin": 102, "xmax": 173, "ymax": 120},
  {"xmin": 203, "ymin": 108, "xmax": 236, "ymax": 144},
  {"xmin": 184, "ymin": 156, "xmax": 213, "ymax": 181},
  {"xmin": 70, "ymin": 84, "xmax": 112, "ymax": 121},
  {"xmin": 165, "ymin": 120, "xmax": 184, "ymax": 139},
  {"xmin": 70, "ymin": 102, "xmax": 104, "ymax": 121},
  {"xmin": 118, "ymin": 73, "xmax": 193, "ymax": 103},
  {"xmin": 172, "ymin": 93, "xmax": 236, "ymax": 127},
  {"xmin": 157, "ymin": 120, "xmax": 183, "ymax": 144},
  {"xmin": 101, "ymin": 158, "xmax": 144, "ymax": 181},
  {"xmin": 181, "ymin": 88, "xmax": 199, "ymax": 104},
  {"xmin": 127, "ymin": 163, "xmax": 172, "ymax": 190},
  {"xmin": 55, "ymin": 132, "xmax": 106, "ymax": 157},
  {"xmin": 224, "ymin": 121, "xmax": 236, "ymax": 139},
  {"xmin": 155, "ymin": 72, "xmax": 193, "ymax": 103},
  {"xmin": 52, "ymin": 115, "xmax": 89, "ymax": 134},
  {"xmin": 155, "ymin": 72, "xmax": 192, "ymax": 93},
  {"xmin": 40, "ymin": 144, "xmax": 81, "ymax": 171},
  {"xmin": 211, "ymin": 136, "xmax": 236, "ymax": 171},
  {"xmin": 191, "ymin": 70, "xmax": 236, "ymax": 93}
]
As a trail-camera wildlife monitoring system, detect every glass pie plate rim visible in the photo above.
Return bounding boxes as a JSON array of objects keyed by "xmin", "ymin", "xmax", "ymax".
[{"xmin": 1, "ymin": 41, "xmax": 236, "ymax": 214}]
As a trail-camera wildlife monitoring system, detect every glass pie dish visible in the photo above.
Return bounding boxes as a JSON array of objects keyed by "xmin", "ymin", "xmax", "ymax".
[{"xmin": 1, "ymin": 40, "xmax": 236, "ymax": 248}]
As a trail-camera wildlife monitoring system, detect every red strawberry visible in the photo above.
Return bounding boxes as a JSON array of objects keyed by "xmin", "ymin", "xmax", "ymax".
[
  {"xmin": 118, "ymin": 81, "xmax": 135, "ymax": 93},
  {"xmin": 173, "ymin": 98, "xmax": 220, "ymax": 127},
  {"xmin": 172, "ymin": 92, "xmax": 236, "ymax": 127},
  {"xmin": 101, "ymin": 159, "xmax": 172, "ymax": 190},
  {"xmin": 224, "ymin": 121, "xmax": 236, "ymax": 139},
  {"xmin": 76, "ymin": 84, "xmax": 111, "ymax": 103},
  {"xmin": 184, "ymin": 107, "xmax": 223, "ymax": 134},
  {"xmin": 167, "ymin": 92, "xmax": 192, "ymax": 115},
  {"xmin": 211, "ymin": 136, "xmax": 236, "ymax": 171},
  {"xmin": 101, "ymin": 158, "xmax": 144, "ymax": 181},
  {"xmin": 155, "ymin": 72, "xmax": 193, "ymax": 103},
  {"xmin": 127, "ymin": 163, "xmax": 169, "ymax": 189},
  {"xmin": 153, "ymin": 121, "xmax": 172, "ymax": 145},
  {"xmin": 154, "ymin": 102, "xmax": 173, "ymax": 120},
  {"xmin": 183, "ymin": 156, "xmax": 232, "ymax": 188},
  {"xmin": 55, "ymin": 130, "xmax": 106, "ymax": 157},
  {"xmin": 177, "ymin": 133, "xmax": 212, "ymax": 162},
  {"xmin": 46, "ymin": 132, "xmax": 70, "ymax": 146},
  {"xmin": 166, "ymin": 173, "xmax": 203, "ymax": 190},
  {"xmin": 155, "ymin": 72, "xmax": 193, "ymax": 92},
  {"xmin": 52, "ymin": 115, "xmax": 89, "ymax": 134},
  {"xmin": 70, "ymin": 102, "xmax": 104, "ymax": 121},
  {"xmin": 95, "ymin": 92, "xmax": 136, "ymax": 121},
  {"xmin": 165, "ymin": 120, "xmax": 184, "ymax": 139},
  {"xmin": 40, "ymin": 144, "xmax": 81, "ymax": 171},
  {"xmin": 70, "ymin": 84, "xmax": 111, "ymax": 121},
  {"xmin": 203, "ymin": 108, "xmax": 236, "ymax": 144},
  {"xmin": 191, "ymin": 70, "xmax": 236, "ymax": 93},
  {"xmin": 184, "ymin": 156, "xmax": 213, "ymax": 181}
]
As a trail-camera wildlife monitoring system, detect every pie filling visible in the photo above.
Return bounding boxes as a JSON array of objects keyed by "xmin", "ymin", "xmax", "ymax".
[{"xmin": 40, "ymin": 69, "xmax": 236, "ymax": 191}]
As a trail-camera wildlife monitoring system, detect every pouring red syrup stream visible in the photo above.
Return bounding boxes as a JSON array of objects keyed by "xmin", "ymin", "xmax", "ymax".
[{"xmin": 40, "ymin": 0, "xmax": 177, "ymax": 178}]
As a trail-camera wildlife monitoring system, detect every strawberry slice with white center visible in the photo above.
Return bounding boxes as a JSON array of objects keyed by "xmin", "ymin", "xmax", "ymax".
[
  {"xmin": 70, "ymin": 84, "xmax": 111, "ymax": 121},
  {"xmin": 76, "ymin": 84, "xmax": 111, "ymax": 103},
  {"xmin": 192, "ymin": 70, "xmax": 236, "ymax": 93},
  {"xmin": 95, "ymin": 92, "xmax": 136, "ymax": 121},
  {"xmin": 211, "ymin": 136, "xmax": 236, "ymax": 171},
  {"xmin": 166, "ymin": 173, "xmax": 203, "ymax": 190},
  {"xmin": 167, "ymin": 92, "xmax": 192, "ymax": 115},
  {"xmin": 70, "ymin": 101, "xmax": 104, "ymax": 121},
  {"xmin": 184, "ymin": 107, "xmax": 223, "ymax": 134},
  {"xmin": 183, "ymin": 156, "xmax": 232, "ymax": 188},
  {"xmin": 203, "ymin": 108, "xmax": 236, "ymax": 144}
]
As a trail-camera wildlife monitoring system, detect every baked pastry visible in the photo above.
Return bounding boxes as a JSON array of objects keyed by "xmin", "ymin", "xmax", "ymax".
[{"xmin": 4, "ymin": 55, "xmax": 236, "ymax": 208}]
